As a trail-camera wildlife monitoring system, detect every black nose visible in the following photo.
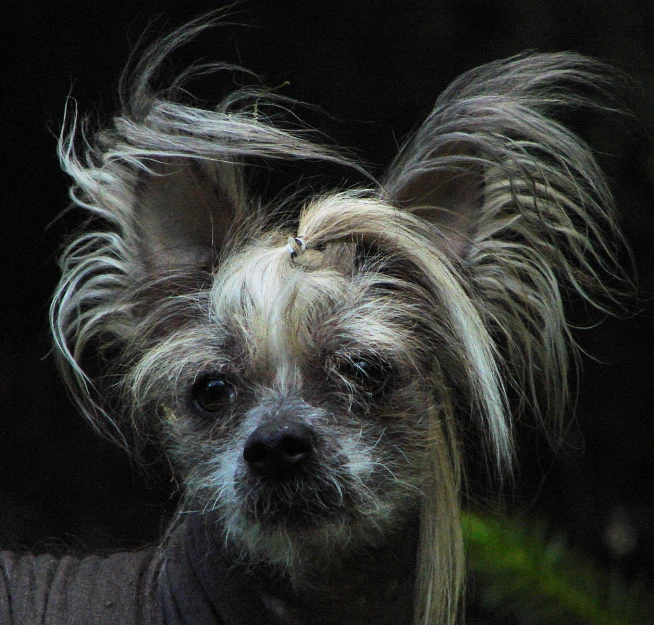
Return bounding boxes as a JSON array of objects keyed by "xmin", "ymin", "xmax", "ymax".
[{"xmin": 243, "ymin": 421, "xmax": 314, "ymax": 477}]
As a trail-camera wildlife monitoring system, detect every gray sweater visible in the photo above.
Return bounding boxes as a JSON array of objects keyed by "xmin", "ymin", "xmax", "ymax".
[
  {"xmin": 0, "ymin": 550, "xmax": 162, "ymax": 624},
  {"xmin": 0, "ymin": 516, "xmax": 288, "ymax": 625},
  {"xmin": 0, "ymin": 515, "xmax": 414, "ymax": 625}
]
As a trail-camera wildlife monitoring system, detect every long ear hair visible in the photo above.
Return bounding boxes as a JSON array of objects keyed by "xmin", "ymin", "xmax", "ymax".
[{"xmin": 380, "ymin": 53, "xmax": 631, "ymax": 625}]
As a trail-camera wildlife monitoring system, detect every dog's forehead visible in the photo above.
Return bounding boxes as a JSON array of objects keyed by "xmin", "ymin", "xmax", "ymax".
[
  {"xmin": 213, "ymin": 237, "xmax": 357, "ymax": 309},
  {"xmin": 208, "ymin": 237, "xmax": 404, "ymax": 367}
]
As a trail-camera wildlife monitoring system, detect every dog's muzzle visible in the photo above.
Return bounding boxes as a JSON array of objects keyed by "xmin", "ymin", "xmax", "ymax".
[{"xmin": 236, "ymin": 403, "xmax": 349, "ymax": 527}]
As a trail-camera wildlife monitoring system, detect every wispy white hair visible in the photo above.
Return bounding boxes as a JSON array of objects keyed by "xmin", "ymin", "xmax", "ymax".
[{"xmin": 51, "ymin": 14, "xmax": 630, "ymax": 625}]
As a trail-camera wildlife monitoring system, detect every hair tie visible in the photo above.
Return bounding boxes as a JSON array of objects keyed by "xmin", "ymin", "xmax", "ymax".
[{"xmin": 286, "ymin": 236, "xmax": 306, "ymax": 259}]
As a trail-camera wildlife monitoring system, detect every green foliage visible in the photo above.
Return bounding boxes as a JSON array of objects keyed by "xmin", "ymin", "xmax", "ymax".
[{"xmin": 464, "ymin": 512, "xmax": 654, "ymax": 625}]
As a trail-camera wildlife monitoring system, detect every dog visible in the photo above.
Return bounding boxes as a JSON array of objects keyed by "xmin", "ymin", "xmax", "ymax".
[{"xmin": 1, "ymin": 14, "xmax": 630, "ymax": 625}]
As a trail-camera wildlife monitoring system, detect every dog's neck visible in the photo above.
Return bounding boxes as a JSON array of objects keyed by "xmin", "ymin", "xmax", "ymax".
[{"xmin": 160, "ymin": 515, "xmax": 418, "ymax": 625}]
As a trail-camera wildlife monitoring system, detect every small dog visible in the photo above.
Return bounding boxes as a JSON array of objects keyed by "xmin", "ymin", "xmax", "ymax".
[{"xmin": 2, "ymin": 15, "xmax": 629, "ymax": 625}]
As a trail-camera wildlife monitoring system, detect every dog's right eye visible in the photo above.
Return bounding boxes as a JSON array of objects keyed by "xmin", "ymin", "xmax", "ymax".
[{"xmin": 192, "ymin": 374, "xmax": 236, "ymax": 413}]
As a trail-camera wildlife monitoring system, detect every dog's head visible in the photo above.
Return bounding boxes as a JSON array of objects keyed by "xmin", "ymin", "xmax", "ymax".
[
  {"xmin": 52, "ymin": 17, "xmax": 628, "ymax": 625},
  {"xmin": 133, "ymin": 190, "xmax": 474, "ymax": 571}
]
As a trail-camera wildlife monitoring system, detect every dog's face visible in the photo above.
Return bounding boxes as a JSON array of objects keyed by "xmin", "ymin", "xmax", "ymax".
[{"xmin": 126, "ymin": 199, "xmax": 453, "ymax": 570}]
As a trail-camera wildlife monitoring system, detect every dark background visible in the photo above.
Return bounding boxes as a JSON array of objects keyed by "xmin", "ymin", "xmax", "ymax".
[{"xmin": 2, "ymin": 0, "xmax": 653, "ymax": 606}]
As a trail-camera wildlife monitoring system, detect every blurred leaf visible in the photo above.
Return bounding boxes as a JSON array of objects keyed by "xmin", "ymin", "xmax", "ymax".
[{"xmin": 464, "ymin": 512, "xmax": 654, "ymax": 625}]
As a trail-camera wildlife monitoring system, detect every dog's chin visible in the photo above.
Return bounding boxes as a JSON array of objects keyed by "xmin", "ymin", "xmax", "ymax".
[
  {"xmin": 221, "ymin": 481, "xmax": 399, "ymax": 578},
  {"xmin": 244, "ymin": 504, "xmax": 346, "ymax": 531},
  {"xmin": 223, "ymin": 510, "xmax": 378, "ymax": 583}
]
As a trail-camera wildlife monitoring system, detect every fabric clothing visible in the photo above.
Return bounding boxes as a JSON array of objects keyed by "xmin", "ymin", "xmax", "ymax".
[
  {"xmin": 160, "ymin": 516, "xmax": 300, "ymax": 625},
  {"xmin": 0, "ymin": 517, "xmax": 294, "ymax": 625},
  {"xmin": 0, "ymin": 550, "xmax": 162, "ymax": 625}
]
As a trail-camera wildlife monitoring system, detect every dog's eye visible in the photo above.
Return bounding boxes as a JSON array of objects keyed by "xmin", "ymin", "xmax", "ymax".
[
  {"xmin": 192, "ymin": 373, "xmax": 236, "ymax": 413},
  {"xmin": 338, "ymin": 358, "xmax": 391, "ymax": 399}
]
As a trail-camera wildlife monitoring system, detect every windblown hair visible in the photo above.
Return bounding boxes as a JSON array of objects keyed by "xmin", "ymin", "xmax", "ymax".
[{"xmin": 52, "ymin": 15, "xmax": 629, "ymax": 625}]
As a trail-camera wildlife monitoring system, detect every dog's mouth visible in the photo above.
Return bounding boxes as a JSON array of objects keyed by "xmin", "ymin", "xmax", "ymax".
[{"xmin": 235, "ymin": 466, "xmax": 356, "ymax": 528}]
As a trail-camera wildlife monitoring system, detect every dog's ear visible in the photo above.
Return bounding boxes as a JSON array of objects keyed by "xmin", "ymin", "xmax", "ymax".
[
  {"xmin": 383, "ymin": 144, "xmax": 482, "ymax": 259},
  {"xmin": 381, "ymin": 53, "xmax": 630, "ymax": 436},
  {"xmin": 130, "ymin": 158, "xmax": 239, "ymax": 277},
  {"xmin": 382, "ymin": 53, "xmax": 627, "ymax": 270}
]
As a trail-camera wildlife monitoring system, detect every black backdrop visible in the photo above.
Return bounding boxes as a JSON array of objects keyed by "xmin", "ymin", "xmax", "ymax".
[{"xmin": 2, "ymin": 0, "xmax": 653, "ymax": 592}]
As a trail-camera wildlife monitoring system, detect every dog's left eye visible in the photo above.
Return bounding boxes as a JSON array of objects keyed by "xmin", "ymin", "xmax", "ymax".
[
  {"xmin": 192, "ymin": 373, "xmax": 236, "ymax": 413},
  {"xmin": 338, "ymin": 358, "xmax": 391, "ymax": 399}
]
